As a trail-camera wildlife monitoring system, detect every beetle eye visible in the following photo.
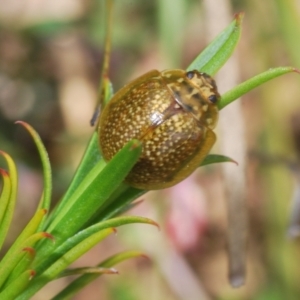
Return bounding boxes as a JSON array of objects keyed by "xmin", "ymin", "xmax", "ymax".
[
  {"xmin": 208, "ymin": 94, "xmax": 218, "ymax": 104},
  {"xmin": 186, "ymin": 71, "xmax": 195, "ymax": 79}
]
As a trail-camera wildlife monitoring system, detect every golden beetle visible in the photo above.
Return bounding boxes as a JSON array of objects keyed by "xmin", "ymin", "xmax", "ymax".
[{"xmin": 98, "ymin": 69, "xmax": 220, "ymax": 190}]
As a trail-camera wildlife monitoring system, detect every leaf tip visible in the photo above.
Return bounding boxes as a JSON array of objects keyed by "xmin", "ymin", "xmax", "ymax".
[
  {"xmin": 22, "ymin": 247, "xmax": 36, "ymax": 258},
  {"xmin": 140, "ymin": 254, "xmax": 150, "ymax": 260},
  {"xmin": 129, "ymin": 139, "xmax": 142, "ymax": 151},
  {"xmin": 22, "ymin": 247, "xmax": 35, "ymax": 253},
  {"xmin": 29, "ymin": 270, "xmax": 36, "ymax": 280},
  {"xmin": 0, "ymin": 168, "xmax": 9, "ymax": 177},
  {"xmin": 150, "ymin": 220, "xmax": 161, "ymax": 231},
  {"xmin": 229, "ymin": 158, "xmax": 239, "ymax": 166},
  {"xmin": 234, "ymin": 12, "xmax": 245, "ymax": 25},
  {"xmin": 0, "ymin": 150, "xmax": 9, "ymax": 159},
  {"xmin": 42, "ymin": 232, "xmax": 55, "ymax": 243},
  {"xmin": 15, "ymin": 120, "xmax": 27, "ymax": 127},
  {"xmin": 132, "ymin": 199, "xmax": 144, "ymax": 206},
  {"xmin": 292, "ymin": 67, "xmax": 300, "ymax": 75},
  {"xmin": 15, "ymin": 120, "xmax": 35, "ymax": 135},
  {"xmin": 41, "ymin": 208, "xmax": 48, "ymax": 216},
  {"xmin": 108, "ymin": 267, "xmax": 119, "ymax": 275}
]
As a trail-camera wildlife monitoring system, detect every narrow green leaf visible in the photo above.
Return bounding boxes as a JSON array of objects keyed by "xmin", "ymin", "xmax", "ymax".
[
  {"xmin": 275, "ymin": 0, "xmax": 300, "ymax": 66},
  {"xmin": 33, "ymin": 216, "xmax": 158, "ymax": 276},
  {"xmin": 158, "ymin": 0, "xmax": 187, "ymax": 67},
  {"xmin": 0, "ymin": 209, "xmax": 46, "ymax": 287},
  {"xmin": 0, "ymin": 169, "xmax": 11, "ymax": 235},
  {"xmin": 52, "ymin": 250, "xmax": 145, "ymax": 300},
  {"xmin": 95, "ymin": 0, "xmax": 113, "ymax": 116},
  {"xmin": 200, "ymin": 154, "xmax": 238, "ymax": 166},
  {"xmin": 46, "ymin": 132, "xmax": 101, "ymax": 227},
  {"xmin": 59, "ymin": 266, "xmax": 118, "ymax": 278},
  {"xmin": 94, "ymin": 154, "xmax": 238, "ymax": 220},
  {"xmin": 3, "ymin": 247, "xmax": 35, "ymax": 289},
  {"xmin": 102, "ymin": 76, "xmax": 114, "ymax": 107},
  {"xmin": 0, "ymin": 232, "xmax": 52, "ymax": 289},
  {"xmin": 101, "ymin": 250, "xmax": 147, "ymax": 268},
  {"xmin": 219, "ymin": 66, "xmax": 299, "ymax": 110},
  {"xmin": 0, "ymin": 151, "xmax": 18, "ymax": 249},
  {"xmin": 46, "ymin": 140, "xmax": 142, "ymax": 244},
  {"xmin": 90, "ymin": 215, "xmax": 159, "ymax": 230},
  {"xmin": 85, "ymin": 183, "xmax": 137, "ymax": 225},
  {"xmin": 0, "ymin": 270, "xmax": 35, "ymax": 300},
  {"xmin": 187, "ymin": 12, "xmax": 243, "ymax": 75},
  {"xmin": 47, "ymin": 229, "xmax": 113, "ymax": 274},
  {"xmin": 92, "ymin": 186, "xmax": 146, "ymax": 222},
  {"xmin": 12, "ymin": 209, "xmax": 47, "ymax": 247},
  {"xmin": 48, "ymin": 77, "xmax": 114, "ymax": 227},
  {"xmin": 18, "ymin": 228, "xmax": 115, "ymax": 300},
  {"xmin": 15, "ymin": 122, "xmax": 52, "ymax": 222}
]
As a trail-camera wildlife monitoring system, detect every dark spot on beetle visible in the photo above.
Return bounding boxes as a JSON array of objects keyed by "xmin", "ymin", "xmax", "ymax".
[
  {"xmin": 185, "ymin": 104, "xmax": 194, "ymax": 112},
  {"xmin": 180, "ymin": 102, "xmax": 194, "ymax": 113},
  {"xmin": 208, "ymin": 94, "xmax": 218, "ymax": 104},
  {"xmin": 201, "ymin": 73, "xmax": 210, "ymax": 79},
  {"xmin": 186, "ymin": 71, "xmax": 195, "ymax": 79},
  {"xmin": 173, "ymin": 90, "xmax": 181, "ymax": 99},
  {"xmin": 186, "ymin": 86, "xmax": 194, "ymax": 94},
  {"xmin": 192, "ymin": 93, "xmax": 201, "ymax": 101},
  {"xmin": 211, "ymin": 81, "xmax": 217, "ymax": 89}
]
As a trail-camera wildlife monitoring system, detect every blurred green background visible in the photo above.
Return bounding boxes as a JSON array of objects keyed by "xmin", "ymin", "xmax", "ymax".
[{"xmin": 1, "ymin": 0, "xmax": 300, "ymax": 299}]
